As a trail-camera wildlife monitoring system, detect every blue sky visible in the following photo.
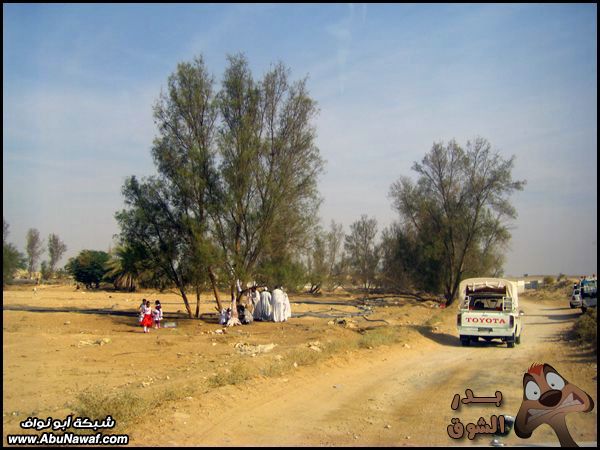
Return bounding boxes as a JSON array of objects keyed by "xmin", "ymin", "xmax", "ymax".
[{"xmin": 3, "ymin": 3, "xmax": 597, "ymax": 276}]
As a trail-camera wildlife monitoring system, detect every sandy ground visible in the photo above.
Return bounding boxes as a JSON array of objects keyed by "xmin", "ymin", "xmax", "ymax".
[{"xmin": 2, "ymin": 284, "xmax": 597, "ymax": 446}]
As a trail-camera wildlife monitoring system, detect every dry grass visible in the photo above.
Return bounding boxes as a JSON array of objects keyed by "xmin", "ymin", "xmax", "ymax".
[
  {"xmin": 72, "ymin": 384, "xmax": 191, "ymax": 431},
  {"xmin": 72, "ymin": 389, "xmax": 145, "ymax": 430},
  {"xmin": 357, "ymin": 326, "xmax": 401, "ymax": 348},
  {"xmin": 208, "ymin": 363, "xmax": 255, "ymax": 388}
]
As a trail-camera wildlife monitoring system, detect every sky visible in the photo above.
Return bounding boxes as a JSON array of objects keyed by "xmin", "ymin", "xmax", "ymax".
[{"xmin": 3, "ymin": 3, "xmax": 597, "ymax": 277}]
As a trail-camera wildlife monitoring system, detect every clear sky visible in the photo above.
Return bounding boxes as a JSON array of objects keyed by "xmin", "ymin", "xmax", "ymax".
[{"xmin": 3, "ymin": 3, "xmax": 597, "ymax": 277}]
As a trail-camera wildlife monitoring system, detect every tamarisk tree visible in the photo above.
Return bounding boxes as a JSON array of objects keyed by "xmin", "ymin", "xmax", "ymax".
[
  {"xmin": 116, "ymin": 56, "xmax": 220, "ymax": 318},
  {"xmin": 388, "ymin": 137, "xmax": 525, "ymax": 305},
  {"xmin": 210, "ymin": 54, "xmax": 324, "ymax": 303}
]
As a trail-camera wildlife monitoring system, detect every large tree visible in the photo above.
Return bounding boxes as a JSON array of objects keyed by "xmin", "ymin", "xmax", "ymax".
[
  {"xmin": 344, "ymin": 215, "xmax": 380, "ymax": 290},
  {"xmin": 117, "ymin": 56, "xmax": 219, "ymax": 318},
  {"xmin": 116, "ymin": 54, "xmax": 324, "ymax": 317},
  {"xmin": 389, "ymin": 137, "xmax": 525, "ymax": 305},
  {"xmin": 47, "ymin": 233, "xmax": 67, "ymax": 276},
  {"xmin": 210, "ymin": 54, "xmax": 324, "ymax": 302},
  {"xmin": 25, "ymin": 228, "xmax": 44, "ymax": 278}
]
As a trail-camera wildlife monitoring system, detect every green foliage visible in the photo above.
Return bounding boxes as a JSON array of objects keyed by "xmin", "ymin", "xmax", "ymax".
[
  {"xmin": 65, "ymin": 250, "xmax": 110, "ymax": 288},
  {"xmin": 256, "ymin": 254, "xmax": 306, "ymax": 292},
  {"xmin": 116, "ymin": 53, "xmax": 324, "ymax": 313},
  {"xmin": 388, "ymin": 138, "xmax": 525, "ymax": 303},
  {"xmin": 48, "ymin": 233, "xmax": 67, "ymax": 275},
  {"xmin": 3, "ymin": 219, "xmax": 26, "ymax": 285},
  {"xmin": 573, "ymin": 308, "xmax": 597, "ymax": 353},
  {"xmin": 25, "ymin": 228, "xmax": 44, "ymax": 277},
  {"xmin": 40, "ymin": 261, "xmax": 52, "ymax": 280},
  {"xmin": 344, "ymin": 215, "xmax": 380, "ymax": 290},
  {"xmin": 3, "ymin": 243, "xmax": 26, "ymax": 285}
]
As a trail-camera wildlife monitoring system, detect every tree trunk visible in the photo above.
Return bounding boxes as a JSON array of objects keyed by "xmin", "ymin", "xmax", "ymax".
[
  {"xmin": 180, "ymin": 289, "xmax": 193, "ymax": 318},
  {"xmin": 208, "ymin": 266, "xmax": 223, "ymax": 312},
  {"xmin": 195, "ymin": 284, "xmax": 201, "ymax": 319}
]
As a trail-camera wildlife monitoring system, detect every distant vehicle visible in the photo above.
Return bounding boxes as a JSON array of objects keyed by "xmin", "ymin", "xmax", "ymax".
[
  {"xmin": 570, "ymin": 289, "xmax": 582, "ymax": 309},
  {"xmin": 457, "ymin": 278, "xmax": 523, "ymax": 348},
  {"xmin": 579, "ymin": 278, "xmax": 597, "ymax": 313}
]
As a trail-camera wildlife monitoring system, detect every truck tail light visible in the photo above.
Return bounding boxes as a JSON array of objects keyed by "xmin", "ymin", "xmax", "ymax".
[
  {"xmin": 510, "ymin": 316, "xmax": 514, "ymax": 327},
  {"xmin": 457, "ymin": 314, "xmax": 461, "ymax": 326}
]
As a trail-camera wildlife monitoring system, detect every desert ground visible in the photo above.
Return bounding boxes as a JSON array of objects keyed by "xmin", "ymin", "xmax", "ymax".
[{"xmin": 3, "ymin": 283, "xmax": 597, "ymax": 446}]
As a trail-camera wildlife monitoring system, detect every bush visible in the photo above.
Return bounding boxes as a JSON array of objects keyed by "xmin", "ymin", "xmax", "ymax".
[
  {"xmin": 73, "ymin": 389, "xmax": 145, "ymax": 429},
  {"xmin": 543, "ymin": 276, "xmax": 555, "ymax": 285},
  {"xmin": 573, "ymin": 309, "xmax": 597, "ymax": 353}
]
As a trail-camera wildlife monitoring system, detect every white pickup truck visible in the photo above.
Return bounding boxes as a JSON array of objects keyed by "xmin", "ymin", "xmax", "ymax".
[{"xmin": 457, "ymin": 278, "xmax": 523, "ymax": 348}]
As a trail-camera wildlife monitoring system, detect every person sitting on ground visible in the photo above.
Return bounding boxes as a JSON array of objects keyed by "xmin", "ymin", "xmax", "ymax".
[{"xmin": 238, "ymin": 304, "xmax": 254, "ymax": 325}]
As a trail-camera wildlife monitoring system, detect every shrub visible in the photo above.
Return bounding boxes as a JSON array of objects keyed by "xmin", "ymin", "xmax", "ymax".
[
  {"xmin": 573, "ymin": 309, "xmax": 597, "ymax": 353},
  {"xmin": 73, "ymin": 389, "xmax": 145, "ymax": 429}
]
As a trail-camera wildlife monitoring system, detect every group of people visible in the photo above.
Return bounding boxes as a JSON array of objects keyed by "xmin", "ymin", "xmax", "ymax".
[
  {"xmin": 138, "ymin": 299, "xmax": 164, "ymax": 333},
  {"xmin": 220, "ymin": 285, "xmax": 292, "ymax": 326}
]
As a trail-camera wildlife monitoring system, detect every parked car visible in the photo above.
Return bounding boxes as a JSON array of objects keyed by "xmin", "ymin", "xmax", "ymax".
[
  {"xmin": 570, "ymin": 289, "xmax": 582, "ymax": 308},
  {"xmin": 579, "ymin": 279, "xmax": 597, "ymax": 313}
]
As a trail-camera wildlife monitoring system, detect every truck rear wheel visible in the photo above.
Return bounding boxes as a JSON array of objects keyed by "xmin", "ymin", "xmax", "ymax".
[
  {"xmin": 507, "ymin": 339, "xmax": 515, "ymax": 348},
  {"xmin": 460, "ymin": 336, "xmax": 470, "ymax": 346},
  {"xmin": 516, "ymin": 334, "xmax": 521, "ymax": 345}
]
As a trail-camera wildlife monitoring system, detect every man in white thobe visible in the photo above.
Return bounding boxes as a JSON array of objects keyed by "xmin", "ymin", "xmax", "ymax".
[
  {"xmin": 271, "ymin": 286, "xmax": 287, "ymax": 322},
  {"xmin": 283, "ymin": 290, "xmax": 292, "ymax": 320},
  {"xmin": 254, "ymin": 287, "xmax": 272, "ymax": 321}
]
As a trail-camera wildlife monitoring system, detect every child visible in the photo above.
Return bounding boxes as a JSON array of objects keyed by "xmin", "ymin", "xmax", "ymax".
[
  {"xmin": 153, "ymin": 300, "xmax": 163, "ymax": 329},
  {"xmin": 138, "ymin": 298, "xmax": 147, "ymax": 324},
  {"xmin": 140, "ymin": 300, "xmax": 153, "ymax": 333}
]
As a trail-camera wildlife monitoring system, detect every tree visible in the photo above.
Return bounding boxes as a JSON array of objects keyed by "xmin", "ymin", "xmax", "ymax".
[
  {"xmin": 306, "ymin": 221, "xmax": 346, "ymax": 293},
  {"xmin": 389, "ymin": 137, "xmax": 526, "ymax": 305},
  {"xmin": 325, "ymin": 220, "xmax": 346, "ymax": 290},
  {"xmin": 25, "ymin": 228, "xmax": 44, "ymax": 279},
  {"xmin": 306, "ymin": 230, "xmax": 328, "ymax": 294},
  {"xmin": 40, "ymin": 261, "xmax": 52, "ymax": 281},
  {"xmin": 3, "ymin": 219, "xmax": 26, "ymax": 286},
  {"xmin": 209, "ymin": 54, "xmax": 324, "ymax": 303},
  {"xmin": 344, "ymin": 215, "xmax": 380, "ymax": 290},
  {"xmin": 116, "ymin": 54, "xmax": 324, "ymax": 317},
  {"xmin": 116, "ymin": 56, "xmax": 220, "ymax": 317},
  {"xmin": 104, "ymin": 244, "xmax": 148, "ymax": 291},
  {"xmin": 65, "ymin": 250, "xmax": 110, "ymax": 289},
  {"xmin": 47, "ymin": 233, "xmax": 67, "ymax": 276}
]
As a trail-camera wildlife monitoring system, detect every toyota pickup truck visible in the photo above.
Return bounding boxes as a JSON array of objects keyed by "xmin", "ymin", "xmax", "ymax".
[{"xmin": 457, "ymin": 277, "xmax": 523, "ymax": 348}]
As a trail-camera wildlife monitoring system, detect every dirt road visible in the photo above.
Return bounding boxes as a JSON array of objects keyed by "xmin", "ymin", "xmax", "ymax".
[{"xmin": 129, "ymin": 296, "xmax": 596, "ymax": 446}]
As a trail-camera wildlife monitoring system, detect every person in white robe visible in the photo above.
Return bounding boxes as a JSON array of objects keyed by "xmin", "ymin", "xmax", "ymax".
[
  {"xmin": 283, "ymin": 290, "xmax": 292, "ymax": 320},
  {"xmin": 254, "ymin": 287, "xmax": 272, "ymax": 321},
  {"xmin": 271, "ymin": 286, "xmax": 287, "ymax": 322},
  {"xmin": 248, "ymin": 286, "xmax": 260, "ymax": 314}
]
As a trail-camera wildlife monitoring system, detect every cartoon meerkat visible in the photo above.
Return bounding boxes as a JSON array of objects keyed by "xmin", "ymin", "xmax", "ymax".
[{"xmin": 514, "ymin": 363, "xmax": 595, "ymax": 447}]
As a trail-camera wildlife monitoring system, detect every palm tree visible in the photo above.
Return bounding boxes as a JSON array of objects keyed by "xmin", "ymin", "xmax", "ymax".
[{"xmin": 105, "ymin": 245, "xmax": 143, "ymax": 291}]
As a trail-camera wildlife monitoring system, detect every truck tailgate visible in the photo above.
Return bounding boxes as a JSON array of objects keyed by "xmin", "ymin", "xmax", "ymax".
[{"xmin": 460, "ymin": 312, "xmax": 512, "ymax": 330}]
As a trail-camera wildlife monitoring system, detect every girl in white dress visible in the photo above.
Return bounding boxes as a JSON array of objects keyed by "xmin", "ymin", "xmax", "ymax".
[{"xmin": 153, "ymin": 300, "xmax": 163, "ymax": 329}]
